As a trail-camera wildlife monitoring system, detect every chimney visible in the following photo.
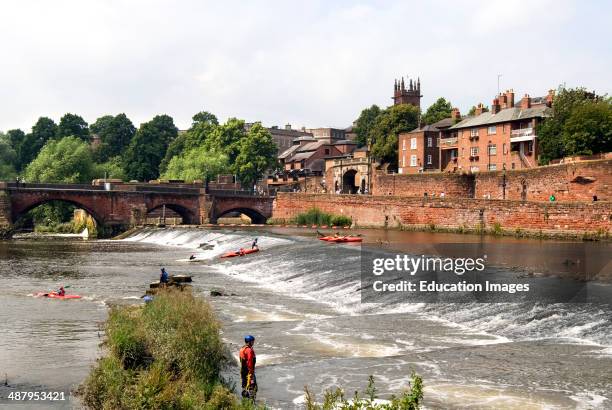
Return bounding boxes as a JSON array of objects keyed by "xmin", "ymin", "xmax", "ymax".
[
  {"xmin": 506, "ymin": 89, "xmax": 515, "ymax": 108},
  {"xmin": 491, "ymin": 98, "xmax": 501, "ymax": 114},
  {"xmin": 475, "ymin": 103, "xmax": 485, "ymax": 116},
  {"xmin": 520, "ymin": 94, "xmax": 531, "ymax": 109},
  {"xmin": 499, "ymin": 92, "xmax": 508, "ymax": 109},
  {"xmin": 451, "ymin": 108, "xmax": 461, "ymax": 120},
  {"xmin": 546, "ymin": 89, "xmax": 554, "ymax": 107},
  {"xmin": 285, "ymin": 123, "xmax": 292, "ymax": 130}
]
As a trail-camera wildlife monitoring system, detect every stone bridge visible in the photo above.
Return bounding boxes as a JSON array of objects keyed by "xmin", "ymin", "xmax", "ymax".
[{"xmin": 0, "ymin": 182, "xmax": 275, "ymax": 237}]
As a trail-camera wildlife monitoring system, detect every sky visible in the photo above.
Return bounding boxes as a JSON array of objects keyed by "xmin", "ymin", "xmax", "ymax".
[{"xmin": 0, "ymin": 0, "xmax": 610, "ymax": 132}]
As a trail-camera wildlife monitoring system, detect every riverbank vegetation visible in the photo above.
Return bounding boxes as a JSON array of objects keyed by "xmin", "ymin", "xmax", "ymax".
[
  {"xmin": 78, "ymin": 290, "xmax": 259, "ymax": 409},
  {"xmin": 304, "ymin": 374, "xmax": 423, "ymax": 410},
  {"xmin": 291, "ymin": 208, "xmax": 352, "ymax": 227}
]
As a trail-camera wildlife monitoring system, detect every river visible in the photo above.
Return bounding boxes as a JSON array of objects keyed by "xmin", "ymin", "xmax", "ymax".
[{"xmin": 0, "ymin": 227, "xmax": 611, "ymax": 409}]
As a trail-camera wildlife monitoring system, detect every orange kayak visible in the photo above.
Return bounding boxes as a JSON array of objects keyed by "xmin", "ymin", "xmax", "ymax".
[
  {"xmin": 220, "ymin": 248, "xmax": 260, "ymax": 258},
  {"xmin": 35, "ymin": 292, "xmax": 82, "ymax": 299},
  {"xmin": 322, "ymin": 236, "xmax": 363, "ymax": 243}
]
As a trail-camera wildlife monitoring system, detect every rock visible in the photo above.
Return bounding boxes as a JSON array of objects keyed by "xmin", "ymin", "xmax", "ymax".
[{"xmin": 210, "ymin": 289, "xmax": 237, "ymax": 297}]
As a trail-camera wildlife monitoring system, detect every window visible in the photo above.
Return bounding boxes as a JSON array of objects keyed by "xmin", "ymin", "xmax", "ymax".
[
  {"xmin": 427, "ymin": 137, "xmax": 433, "ymax": 147},
  {"xmin": 470, "ymin": 128, "xmax": 479, "ymax": 137},
  {"xmin": 487, "ymin": 126, "xmax": 496, "ymax": 135},
  {"xmin": 410, "ymin": 138, "xmax": 417, "ymax": 149},
  {"xmin": 488, "ymin": 144, "xmax": 497, "ymax": 155},
  {"xmin": 470, "ymin": 147, "xmax": 479, "ymax": 157},
  {"xmin": 410, "ymin": 155, "xmax": 417, "ymax": 167},
  {"xmin": 402, "ymin": 154, "xmax": 405, "ymax": 167},
  {"xmin": 324, "ymin": 148, "xmax": 330, "ymax": 155},
  {"xmin": 402, "ymin": 139, "xmax": 406, "ymax": 151},
  {"xmin": 470, "ymin": 166, "xmax": 480, "ymax": 173},
  {"xmin": 511, "ymin": 163, "xmax": 516, "ymax": 170},
  {"xmin": 488, "ymin": 164, "xmax": 497, "ymax": 171},
  {"xmin": 427, "ymin": 154, "xmax": 432, "ymax": 165},
  {"xmin": 503, "ymin": 143, "xmax": 507, "ymax": 155}
]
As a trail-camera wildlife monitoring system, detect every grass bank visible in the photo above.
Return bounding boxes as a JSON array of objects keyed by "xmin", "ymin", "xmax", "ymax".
[
  {"xmin": 268, "ymin": 208, "xmax": 352, "ymax": 227},
  {"xmin": 78, "ymin": 289, "xmax": 258, "ymax": 409}
]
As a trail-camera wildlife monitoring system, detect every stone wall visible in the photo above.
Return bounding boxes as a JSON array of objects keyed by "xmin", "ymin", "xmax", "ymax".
[
  {"xmin": 0, "ymin": 188, "xmax": 12, "ymax": 237},
  {"xmin": 371, "ymin": 159, "xmax": 611, "ymax": 202},
  {"xmin": 474, "ymin": 159, "xmax": 611, "ymax": 201},
  {"xmin": 372, "ymin": 172, "xmax": 474, "ymax": 198},
  {"xmin": 273, "ymin": 193, "xmax": 611, "ymax": 236}
]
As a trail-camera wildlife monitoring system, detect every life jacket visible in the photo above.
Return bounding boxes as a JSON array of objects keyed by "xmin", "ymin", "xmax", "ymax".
[{"xmin": 239, "ymin": 345, "xmax": 256, "ymax": 374}]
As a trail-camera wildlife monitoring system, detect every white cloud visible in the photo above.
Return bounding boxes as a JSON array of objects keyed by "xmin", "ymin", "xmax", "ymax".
[{"xmin": 0, "ymin": 0, "xmax": 609, "ymax": 132}]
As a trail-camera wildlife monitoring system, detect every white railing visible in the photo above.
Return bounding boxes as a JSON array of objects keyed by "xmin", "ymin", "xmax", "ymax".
[
  {"xmin": 511, "ymin": 128, "xmax": 534, "ymax": 137},
  {"xmin": 440, "ymin": 137, "xmax": 458, "ymax": 146}
]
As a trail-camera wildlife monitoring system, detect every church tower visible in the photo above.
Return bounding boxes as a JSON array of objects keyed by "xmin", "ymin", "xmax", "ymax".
[{"xmin": 393, "ymin": 76, "xmax": 422, "ymax": 108}]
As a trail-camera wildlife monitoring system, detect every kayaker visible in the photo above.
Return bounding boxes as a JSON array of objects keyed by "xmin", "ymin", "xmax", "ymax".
[
  {"xmin": 239, "ymin": 335, "xmax": 257, "ymax": 400},
  {"xmin": 160, "ymin": 268, "xmax": 169, "ymax": 284},
  {"xmin": 57, "ymin": 286, "xmax": 65, "ymax": 297},
  {"xmin": 251, "ymin": 238, "xmax": 258, "ymax": 250}
]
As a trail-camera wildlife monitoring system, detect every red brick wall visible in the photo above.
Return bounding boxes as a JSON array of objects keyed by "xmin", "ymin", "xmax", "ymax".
[
  {"xmin": 475, "ymin": 159, "xmax": 611, "ymax": 201},
  {"xmin": 273, "ymin": 193, "xmax": 611, "ymax": 235},
  {"xmin": 372, "ymin": 172, "xmax": 474, "ymax": 198}
]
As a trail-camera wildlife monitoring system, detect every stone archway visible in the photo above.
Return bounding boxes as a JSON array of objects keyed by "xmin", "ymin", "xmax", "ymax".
[{"xmin": 342, "ymin": 169, "xmax": 358, "ymax": 194}]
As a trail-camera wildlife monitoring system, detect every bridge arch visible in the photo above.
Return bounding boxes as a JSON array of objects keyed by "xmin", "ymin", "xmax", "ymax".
[
  {"xmin": 212, "ymin": 207, "xmax": 267, "ymax": 224},
  {"xmin": 146, "ymin": 203, "xmax": 198, "ymax": 225},
  {"xmin": 12, "ymin": 198, "xmax": 103, "ymax": 228}
]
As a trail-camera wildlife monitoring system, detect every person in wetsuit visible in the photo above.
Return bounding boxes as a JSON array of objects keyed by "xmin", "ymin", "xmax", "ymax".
[
  {"xmin": 160, "ymin": 268, "xmax": 169, "ymax": 284},
  {"xmin": 239, "ymin": 335, "xmax": 257, "ymax": 400},
  {"xmin": 251, "ymin": 238, "xmax": 258, "ymax": 249}
]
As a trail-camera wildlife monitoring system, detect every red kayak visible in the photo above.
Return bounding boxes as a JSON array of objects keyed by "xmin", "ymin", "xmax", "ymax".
[
  {"xmin": 321, "ymin": 236, "xmax": 363, "ymax": 243},
  {"xmin": 35, "ymin": 292, "xmax": 82, "ymax": 299},
  {"xmin": 220, "ymin": 248, "xmax": 260, "ymax": 258}
]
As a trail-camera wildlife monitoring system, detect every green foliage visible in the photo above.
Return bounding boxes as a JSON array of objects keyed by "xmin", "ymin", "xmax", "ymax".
[
  {"xmin": 124, "ymin": 115, "xmax": 178, "ymax": 181},
  {"xmin": 354, "ymin": 105, "xmax": 382, "ymax": 147},
  {"xmin": 561, "ymin": 100, "xmax": 612, "ymax": 156},
  {"xmin": 204, "ymin": 118, "xmax": 247, "ymax": 164},
  {"xmin": 160, "ymin": 111, "xmax": 219, "ymax": 173},
  {"xmin": 305, "ymin": 373, "xmax": 424, "ymax": 410},
  {"xmin": 421, "ymin": 97, "xmax": 452, "ymax": 125},
  {"xmin": 6, "ymin": 129, "xmax": 25, "ymax": 170},
  {"xmin": 25, "ymin": 136, "xmax": 94, "ymax": 183},
  {"xmin": 91, "ymin": 114, "xmax": 136, "ymax": 162},
  {"xmin": 57, "ymin": 113, "xmax": 89, "ymax": 140},
  {"xmin": 162, "ymin": 147, "xmax": 228, "ymax": 182},
  {"xmin": 537, "ymin": 86, "xmax": 607, "ymax": 164},
  {"xmin": 370, "ymin": 104, "xmax": 420, "ymax": 168},
  {"xmin": 78, "ymin": 290, "xmax": 255, "ymax": 409},
  {"xmin": 294, "ymin": 208, "xmax": 352, "ymax": 227},
  {"xmin": 18, "ymin": 117, "xmax": 58, "ymax": 168},
  {"xmin": 467, "ymin": 105, "xmax": 489, "ymax": 116},
  {"xmin": 93, "ymin": 156, "xmax": 126, "ymax": 180},
  {"xmin": 234, "ymin": 123, "xmax": 277, "ymax": 188},
  {"xmin": 0, "ymin": 133, "xmax": 18, "ymax": 180}
]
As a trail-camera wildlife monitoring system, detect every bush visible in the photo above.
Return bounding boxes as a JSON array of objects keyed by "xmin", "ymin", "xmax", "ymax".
[
  {"xmin": 294, "ymin": 208, "xmax": 352, "ymax": 227},
  {"xmin": 305, "ymin": 374, "xmax": 424, "ymax": 410},
  {"xmin": 79, "ymin": 289, "xmax": 257, "ymax": 409}
]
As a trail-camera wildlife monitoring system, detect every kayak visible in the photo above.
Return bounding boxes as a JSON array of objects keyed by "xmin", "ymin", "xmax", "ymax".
[
  {"xmin": 322, "ymin": 236, "xmax": 363, "ymax": 243},
  {"xmin": 220, "ymin": 248, "xmax": 260, "ymax": 258},
  {"xmin": 318, "ymin": 236, "xmax": 335, "ymax": 241},
  {"xmin": 35, "ymin": 292, "xmax": 82, "ymax": 299}
]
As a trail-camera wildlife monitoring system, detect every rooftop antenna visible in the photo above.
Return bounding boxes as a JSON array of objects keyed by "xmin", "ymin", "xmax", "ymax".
[{"xmin": 497, "ymin": 74, "xmax": 503, "ymax": 95}]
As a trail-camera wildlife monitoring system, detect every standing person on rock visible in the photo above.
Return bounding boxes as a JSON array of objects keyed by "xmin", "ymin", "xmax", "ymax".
[{"xmin": 239, "ymin": 335, "xmax": 257, "ymax": 400}]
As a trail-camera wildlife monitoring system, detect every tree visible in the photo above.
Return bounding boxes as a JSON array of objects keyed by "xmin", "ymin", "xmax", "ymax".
[
  {"xmin": 123, "ymin": 115, "xmax": 178, "ymax": 181},
  {"xmin": 562, "ymin": 99, "xmax": 612, "ymax": 156},
  {"xmin": 537, "ymin": 86, "xmax": 601, "ymax": 164},
  {"xmin": 370, "ymin": 104, "xmax": 420, "ymax": 168},
  {"xmin": 5, "ymin": 129, "xmax": 25, "ymax": 171},
  {"xmin": 467, "ymin": 105, "xmax": 489, "ymax": 116},
  {"xmin": 0, "ymin": 133, "xmax": 18, "ymax": 180},
  {"xmin": 233, "ymin": 123, "xmax": 277, "ymax": 188},
  {"xmin": 160, "ymin": 111, "xmax": 218, "ymax": 173},
  {"xmin": 93, "ymin": 156, "xmax": 127, "ymax": 181},
  {"xmin": 18, "ymin": 117, "xmax": 58, "ymax": 168},
  {"xmin": 204, "ymin": 118, "xmax": 246, "ymax": 164},
  {"xmin": 57, "ymin": 113, "xmax": 89, "ymax": 140},
  {"xmin": 162, "ymin": 148, "xmax": 228, "ymax": 182},
  {"xmin": 422, "ymin": 97, "xmax": 453, "ymax": 125},
  {"xmin": 25, "ymin": 136, "xmax": 94, "ymax": 183},
  {"xmin": 91, "ymin": 114, "xmax": 136, "ymax": 162},
  {"xmin": 354, "ymin": 105, "xmax": 381, "ymax": 147}
]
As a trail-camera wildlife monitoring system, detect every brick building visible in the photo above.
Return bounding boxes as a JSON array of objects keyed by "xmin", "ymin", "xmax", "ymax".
[
  {"xmin": 245, "ymin": 123, "xmax": 313, "ymax": 154},
  {"xmin": 325, "ymin": 146, "xmax": 371, "ymax": 194},
  {"xmin": 279, "ymin": 137, "xmax": 344, "ymax": 173},
  {"xmin": 305, "ymin": 127, "xmax": 347, "ymax": 143},
  {"xmin": 441, "ymin": 89, "xmax": 554, "ymax": 173}
]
